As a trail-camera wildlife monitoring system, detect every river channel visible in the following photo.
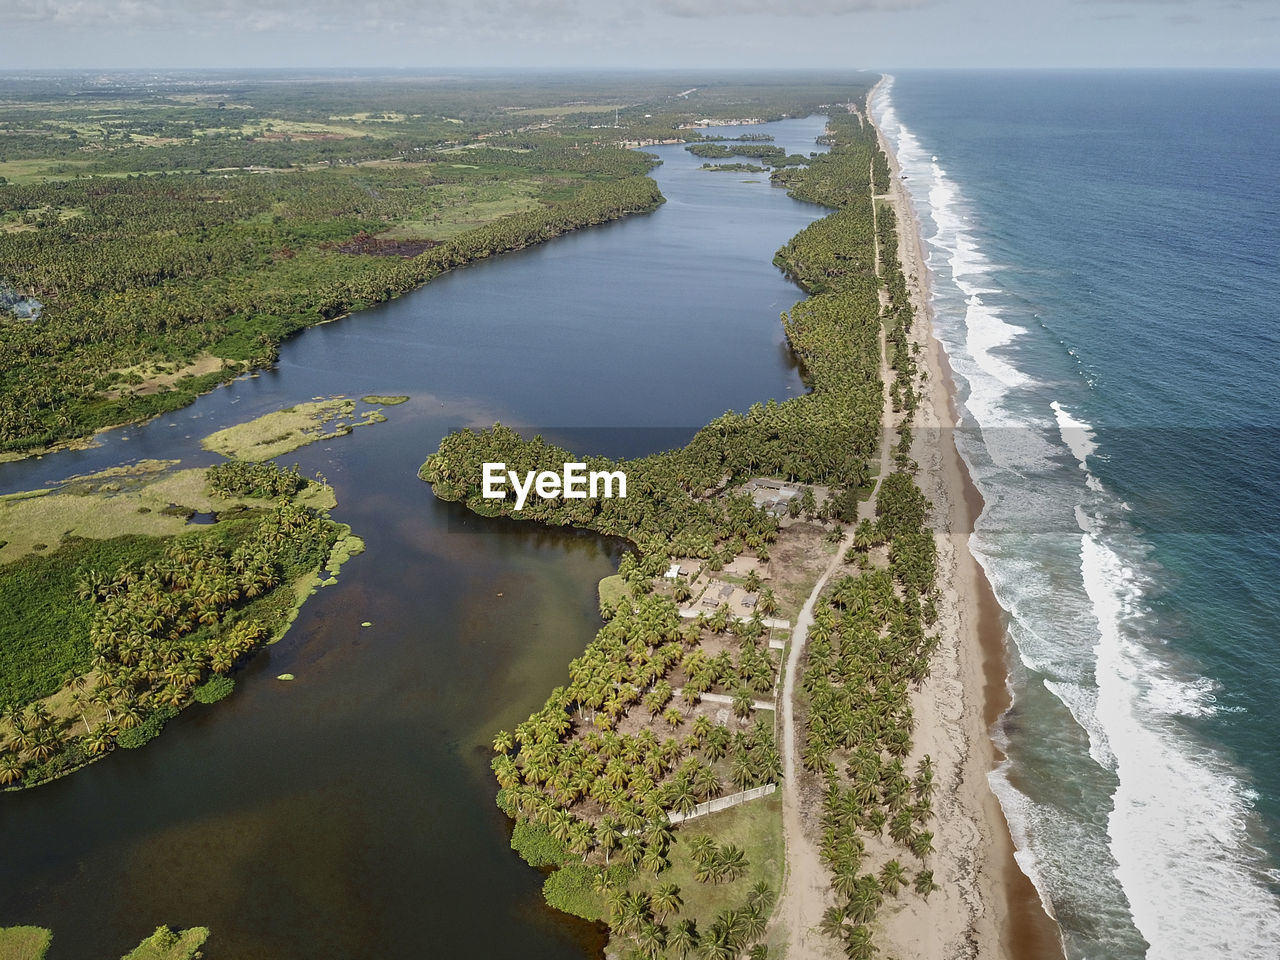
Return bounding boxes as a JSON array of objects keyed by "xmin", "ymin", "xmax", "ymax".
[{"xmin": 0, "ymin": 116, "xmax": 828, "ymax": 959}]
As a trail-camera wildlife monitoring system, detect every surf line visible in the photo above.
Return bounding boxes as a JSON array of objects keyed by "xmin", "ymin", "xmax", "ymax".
[{"xmin": 482, "ymin": 462, "xmax": 627, "ymax": 511}]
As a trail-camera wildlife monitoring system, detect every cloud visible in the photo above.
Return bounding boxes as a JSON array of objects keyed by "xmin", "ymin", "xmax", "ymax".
[
  {"xmin": 8, "ymin": 0, "xmax": 935, "ymax": 32},
  {"xmin": 7, "ymin": 0, "xmax": 571, "ymax": 31},
  {"xmin": 654, "ymin": 0, "xmax": 933, "ymax": 17}
]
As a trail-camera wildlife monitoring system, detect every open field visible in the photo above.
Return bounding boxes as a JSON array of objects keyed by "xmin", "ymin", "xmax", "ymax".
[
  {"xmin": 628, "ymin": 792, "xmax": 784, "ymax": 923},
  {"xmin": 377, "ymin": 179, "xmax": 547, "ymax": 240},
  {"xmin": 0, "ymin": 927, "xmax": 51, "ymax": 960},
  {"xmin": 512, "ymin": 103, "xmax": 625, "ymax": 117}
]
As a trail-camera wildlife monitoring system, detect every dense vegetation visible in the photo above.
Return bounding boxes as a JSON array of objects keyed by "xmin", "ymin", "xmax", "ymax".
[
  {"xmin": 783, "ymin": 104, "xmax": 943, "ymax": 959},
  {"xmin": 207, "ymin": 459, "xmax": 307, "ymax": 499},
  {"xmin": 0, "ymin": 468, "xmax": 348, "ymax": 789},
  {"xmin": 0, "ymin": 71, "xmax": 870, "ymax": 454},
  {"xmin": 0, "ymin": 167, "xmax": 662, "ymax": 451},
  {"xmin": 686, "ymin": 142, "xmax": 808, "ymax": 169},
  {"xmin": 421, "ymin": 87, "xmax": 949, "ymax": 958}
]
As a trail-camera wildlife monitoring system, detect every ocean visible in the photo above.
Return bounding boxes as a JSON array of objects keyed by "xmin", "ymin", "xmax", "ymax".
[{"xmin": 872, "ymin": 71, "xmax": 1280, "ymax": 959}]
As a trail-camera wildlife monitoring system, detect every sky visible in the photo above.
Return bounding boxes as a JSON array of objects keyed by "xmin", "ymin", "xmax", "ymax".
[{"xmin": 4, "ymin": 0, "xmax": 1277, "ymax": 70}]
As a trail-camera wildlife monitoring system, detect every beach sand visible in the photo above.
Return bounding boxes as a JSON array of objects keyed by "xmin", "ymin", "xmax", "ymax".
[{"xmin": 872, "ymin": 91, "xmax": 1066, "ymax": 960}]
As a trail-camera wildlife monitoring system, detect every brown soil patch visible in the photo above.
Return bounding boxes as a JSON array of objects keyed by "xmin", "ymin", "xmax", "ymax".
[
  {"xmin": 331, "ymin": 231, "xmax": 441, "ymax": 258},
  {"xmin": 104, "ymin": 353, "xmax": 234, "ymax": 400}
]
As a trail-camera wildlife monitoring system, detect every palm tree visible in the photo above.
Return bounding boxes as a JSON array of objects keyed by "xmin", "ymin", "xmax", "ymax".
[
  {"xmin": 28, "ymin": 728, "xmax": 63, "ymax": 764},
  {"xmin": 618, "ymin": 833, "xmax": 644, "ymax": 867},
  {"xmin": 843, "ymin": 924, "xmax": 877, "ymax": 960},
  {"xmin": 69, "ymin": 692, "xmax": 91, "ymax": 735},
  {"xmin": 718, "ymin": 844, "xmax": 748, "ymax": 882},
  {"xmin": 667, "ymin": 777, "xmax": 699, "ymax": 816},
  {"xmin": 596, "ymin": 817, "xmax": 621, "ymax": 864},
  {"xmin": 833, "ymin": 864, "xmax": 862, "ymax": 900},
  {"xmin": 568, "ymin": 820, "xmax": 593, "ymax": 861},
  {"xmin": 740, "ymin": 904, "xmax": 767, "ymax": 944},
  {"xmin": 549, "ymin": 808, "xmax": 575, "ymax": 844},
  {"xmin": 492, "ymin": 730, "xmax": 515, "ymax": 753},
  {"xmin": 667, "ymin": 919, "xmax": 699, "ymax": 959},
  {"xmin": 0, "ymin": 752, "xmax": 23, "ymax": 785},
  {"xmin": 693, "ymin": 763, "xmax": 721, "ymax": 800},
  {"xmin": 846, "ymin": 877, "xmax": 882, "ymax": 924},
  {"xmin": 909, "ymin": 830, "xmax": 934, "ymax": 860},
  {"xmin": 698, "ymin": 923, "xmax": 736, "ymax": 960},
  {"xmin": 636, "ymin": 922, "xmax": 666, "ymax": 960},
  {"xmin": 748, "ymin": 880, "xmax": 775, "ymax": 911},
  {"xmin": 913, "ymin": 869, "xmax": 939, "ymax": 899},
  {"xmin": 641, "ymin": 843, "xmax": 668, "ymax": 875},
  {"xmin": 688, "ymin": 834, "xmax": 716, "ymax": 864},
  {"xmin": 85, "ymin": 724, "xmax": 116, "ymax": 756},
  {"xmin": 116, "ymin": 701, "xmax": 144, "ymax": 730},
  {"xmin": 879, "ymin": 859, "xmax": 908, "ymax": 896},
  {"xmin": 616, "ymin": 892, "xmax": 651, "ymax": 937},
  {"xmin": 820, "ymin": 904, "xmax": 849, "ymax": 940},
  {"xmin": 652, "ymin": 882, "xmax": 683, "ymax": 922}
]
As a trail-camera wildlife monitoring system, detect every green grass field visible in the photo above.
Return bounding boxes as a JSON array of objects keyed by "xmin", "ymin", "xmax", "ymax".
[
  {"xmin": 627, "ymin": 793, "xmax": 784, "ymax": 927},
  {"xmin": 0, "ymin": 927, "xmax": 51, "ymax": 960},
  {"xmin": 119, "ymin": 926, "xmax": 209, "ymax": 960}
]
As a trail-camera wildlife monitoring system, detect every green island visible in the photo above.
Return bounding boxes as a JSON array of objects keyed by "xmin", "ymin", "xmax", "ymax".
[
  {"xmin": 685, "ymin": 142, "xmax": 810, "ymax": 169},
  {"xmin": 700, "ymin": 163, "xmax": 769, "ymax": 174},
  {"xmin": 0, "ymin": 924, "xmax": 208, "ymax": 960},
  {"xmin": 421, "ymin": 89, "xmax": 942, "ymax": 960},
  {"xmin": 0, "ymin": 399, "xmax": 392, "ymax": 791}
]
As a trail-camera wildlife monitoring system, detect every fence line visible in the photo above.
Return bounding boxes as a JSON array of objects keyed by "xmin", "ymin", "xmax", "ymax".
[{"xmin": 666, "ymin": 783, "xmax": 777, "ymax": 825}]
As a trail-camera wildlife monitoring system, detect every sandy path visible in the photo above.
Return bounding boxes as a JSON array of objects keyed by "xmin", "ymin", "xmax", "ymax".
[
  {"xmin": 776, "ymin": 529, "xmax": 849, "ymax": 960},
  {"xmin": 773, "ymin": 110, "xmax": 898, "ymax": 960}
]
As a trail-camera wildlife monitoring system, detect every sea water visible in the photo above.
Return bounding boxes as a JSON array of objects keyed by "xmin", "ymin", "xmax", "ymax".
[{"xmin": 873, "ymin": 71, "xmax": 1280, "ymax": 959}]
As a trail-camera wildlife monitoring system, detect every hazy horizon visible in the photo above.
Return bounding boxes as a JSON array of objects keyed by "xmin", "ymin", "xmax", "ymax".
[{"xmin": 6, "ymin": 0, "xmax": 1277, "ymax": 72}]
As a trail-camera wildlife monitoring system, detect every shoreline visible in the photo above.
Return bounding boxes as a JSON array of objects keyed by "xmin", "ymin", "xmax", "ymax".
[{"xmin": 871, "ymin": 84, "xmax": 1065, "ymax": 960}]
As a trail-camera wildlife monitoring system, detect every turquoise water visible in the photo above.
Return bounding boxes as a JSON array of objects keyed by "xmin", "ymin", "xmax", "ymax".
[{"xmin": 875, "ymin": 71, "xmax": 1280, "ymax": 959}]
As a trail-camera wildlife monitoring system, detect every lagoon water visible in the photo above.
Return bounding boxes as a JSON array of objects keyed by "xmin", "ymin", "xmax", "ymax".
[
  {"xmin": 0, "ymin": 118, "xmax": 828, "ymax": 958},
  {"xmin": 875, "ymin": 72, "xmax": 1280, "ymax": 959}
]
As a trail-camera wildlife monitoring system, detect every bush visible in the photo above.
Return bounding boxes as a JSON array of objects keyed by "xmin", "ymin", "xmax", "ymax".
[
  {"xmin": 208, "ymin": 459, "xmax": 307, "ymax": 499},
  {"xmin": 193, "ymin": 676, "xmax": 234, "ymax": 704},
  {"xmin": 118, "ymin": 706, "xmax": 178, "ymax": 749},
  {"xmin": 543, "ymin": 865, "xmax": 605, "ymax": 921},
  {"xmin": 511, "ymin": 820, "xmax": 569, "ymax": 868}
]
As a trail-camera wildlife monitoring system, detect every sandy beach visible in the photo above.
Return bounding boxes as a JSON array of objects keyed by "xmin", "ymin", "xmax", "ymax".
[{"xmin": 872, "ymin": 86, "xmax": 1066, "ymax": 960}]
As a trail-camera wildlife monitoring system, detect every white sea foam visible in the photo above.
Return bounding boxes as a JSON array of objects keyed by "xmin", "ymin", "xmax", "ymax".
[
  {"xmin": 1043, "ymin": 678, "xmax": 1115, "ymax": 769},
  {"xmin": 873, "ymin": 75, "xmax": 1280, "ymax": 959},
  {"xmin": 1085, "ymin": 528, "xmax": 1280, "ymax": 957},
  {"xmin": 1051, "ymin": 401, "xmax": 1104, "ymax": 493}
]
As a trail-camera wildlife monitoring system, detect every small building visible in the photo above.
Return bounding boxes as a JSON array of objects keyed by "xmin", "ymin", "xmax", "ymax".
[
  {"xmin": 664, "ymin": 563, "xmax": 682, "ymax": 580},
  {"xmin": 741, "ymin": 478, "xmax": 801, "ymax": 516},
  {"xmin": 701, "ymin": 581, "xmax": 736, "ymax": 608}
]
